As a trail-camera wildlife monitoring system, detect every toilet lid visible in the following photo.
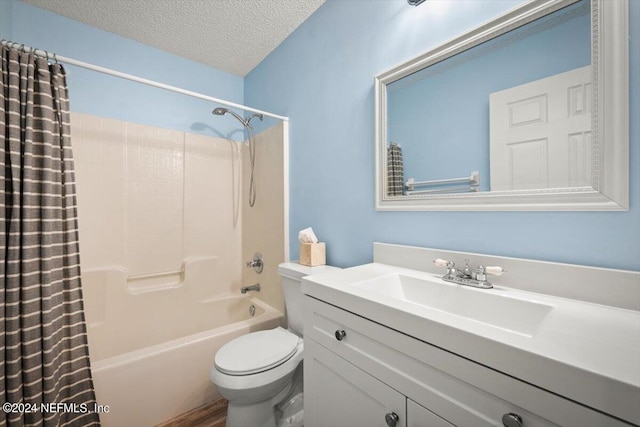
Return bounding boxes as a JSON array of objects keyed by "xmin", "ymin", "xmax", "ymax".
[{"xmin": 215, "ymin": 327, "xmax": 299, "ymax": 376}]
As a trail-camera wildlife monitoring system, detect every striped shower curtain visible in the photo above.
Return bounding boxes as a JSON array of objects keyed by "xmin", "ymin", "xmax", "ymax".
[{"xmin": 1, "ymin": 43, "xmax": 100, "ymax": 426}]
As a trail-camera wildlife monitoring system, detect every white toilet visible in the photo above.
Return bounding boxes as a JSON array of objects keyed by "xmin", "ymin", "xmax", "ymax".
[{"xmin": 211, "ymin": 262, "xmax": 339, "ymax": 427}]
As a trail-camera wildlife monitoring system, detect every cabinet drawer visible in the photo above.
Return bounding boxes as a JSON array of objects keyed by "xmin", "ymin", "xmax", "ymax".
[{"xmin": 303, "ymin": 296, "xmax": 629, "ymax": 427}]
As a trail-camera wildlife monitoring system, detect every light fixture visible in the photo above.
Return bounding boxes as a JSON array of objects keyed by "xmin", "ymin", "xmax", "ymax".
[{"xmin": 407, "ymin": 0, "xmax": 427, "ymax": 5}]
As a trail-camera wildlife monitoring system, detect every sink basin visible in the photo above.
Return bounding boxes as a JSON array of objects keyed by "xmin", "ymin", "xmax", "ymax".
[{"xmin": 351, "ymin": 273, "xmax": 553, "ymax": 336}]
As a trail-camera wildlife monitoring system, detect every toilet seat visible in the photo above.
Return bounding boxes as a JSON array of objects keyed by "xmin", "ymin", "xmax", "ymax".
[{"xmin": 215, "ymin": 327, "xmax": 299, "ymax": 376}]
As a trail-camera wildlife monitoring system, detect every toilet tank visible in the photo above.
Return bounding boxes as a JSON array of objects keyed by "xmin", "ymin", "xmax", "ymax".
[{"xmin": 278, "ymin": 262, "xmax": 340, "ymax": 335}]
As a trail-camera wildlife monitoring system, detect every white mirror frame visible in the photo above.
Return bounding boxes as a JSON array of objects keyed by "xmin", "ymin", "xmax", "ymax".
[{"xmin": 375, "ymin": 0, "xmax": 628, "ymax": 211}]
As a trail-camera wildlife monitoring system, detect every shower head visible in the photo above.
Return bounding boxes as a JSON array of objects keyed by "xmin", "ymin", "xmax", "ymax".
[
  {"xmin": 211, "ymin": 107, "xmax": 263, "ymax": 128},
  {"xmin": 212, "ymin": 107, "xmax": 247, "ymax": 127},
  {"xmin": 212, "ymin": 107, "xmax": 246, "ymax": 127}
]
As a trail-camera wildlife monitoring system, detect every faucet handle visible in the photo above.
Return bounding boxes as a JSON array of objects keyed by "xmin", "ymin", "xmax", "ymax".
[
  {"xmin": 433, "ymin": 258, "xmax": 453, "ymax": 267},
  {"xmin": 485, "ymin": 266, "xmax": 507, "ymax": 276},
  {"xmin": 434, "ymin": 259, "xmax": 456, "ymax": 278}
]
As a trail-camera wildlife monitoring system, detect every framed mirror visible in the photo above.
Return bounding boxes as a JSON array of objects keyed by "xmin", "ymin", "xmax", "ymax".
[{"xmin": 375, "ymin": 0, "xmax": 628, "ymax": 211}]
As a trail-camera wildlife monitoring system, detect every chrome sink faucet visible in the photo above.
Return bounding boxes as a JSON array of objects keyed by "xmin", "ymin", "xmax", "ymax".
[{"xmin": 433, "ymin": 258, "xmax": 506, "ymax": 289}]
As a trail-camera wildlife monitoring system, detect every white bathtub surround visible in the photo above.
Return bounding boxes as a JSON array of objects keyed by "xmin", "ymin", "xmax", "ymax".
[
  {"xmin": 242, "ymin": 121, "xmax": 288, "ymax": 314},
  {"xmin": 302, "ymin": 243, "xmax": 640, "ymax": 426},
  {"xmin": 71, "ymin": 113, "xmax": 288, "ymax": 425},
  {"xmin": 71, "ymin": 113, "xmax": 243, "ymax": 285},
  {"xmin": 82, "ymin": 259, "xmax": 241, "ymax": 360}
]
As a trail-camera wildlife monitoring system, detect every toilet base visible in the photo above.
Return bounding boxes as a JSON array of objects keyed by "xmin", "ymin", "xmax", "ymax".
[
  {"xmin": 226, "ymin": 399, "xmax": 278, "ymax": 427},
  {"xmin": 223, "ymin": 364, "xmax": 303, "ymax": 427}
]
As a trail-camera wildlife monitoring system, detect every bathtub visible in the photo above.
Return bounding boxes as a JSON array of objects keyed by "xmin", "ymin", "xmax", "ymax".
[{"xmin": 81, "ymin": 263, "xmax": 283, "ymax": 427}]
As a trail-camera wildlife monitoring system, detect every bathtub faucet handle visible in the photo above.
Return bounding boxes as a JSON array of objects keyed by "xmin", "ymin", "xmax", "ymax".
[{"xmin": 246, "ymin": 252, "xmax": 264, "ymax": 274}]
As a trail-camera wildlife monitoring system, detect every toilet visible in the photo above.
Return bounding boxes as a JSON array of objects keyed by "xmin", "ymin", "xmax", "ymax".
[{"xmin": 210, "ymin": 262, "xmax": 339, "ymax": 427}]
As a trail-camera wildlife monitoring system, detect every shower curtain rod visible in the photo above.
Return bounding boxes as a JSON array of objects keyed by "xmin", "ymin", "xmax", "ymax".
[{"xmin": 1, "ymin": 40, "xmax": 288, "ymax": 121}]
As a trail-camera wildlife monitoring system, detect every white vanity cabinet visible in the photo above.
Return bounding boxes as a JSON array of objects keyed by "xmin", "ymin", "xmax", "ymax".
[
  {"xmin": 305, "ymin": 337, "xmax": 450, "ymax": 427},
  {"xmin": 303, "ymin": 295, "xmax": 634, "ymax": 427},
  {"xmin": 407, "ymin": 399, "xmax": 453, "ymax": 427},
  {"xmin": 304, "ymin": 339, "xmax": 407, "ymax": 427}
]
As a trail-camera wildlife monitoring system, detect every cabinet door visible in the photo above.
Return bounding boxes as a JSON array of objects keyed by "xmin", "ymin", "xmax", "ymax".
[
  {"xmin": 407, "ymin": 399, "xmax": 453, "ymax": 427},
  {"xmin": 305, "ymin": 338, "xmax": 406, "ymax": 427}
]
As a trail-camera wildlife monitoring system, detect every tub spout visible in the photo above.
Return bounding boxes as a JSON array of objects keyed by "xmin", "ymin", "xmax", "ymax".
[{"xmin": 241, "ymin": 283, "xmax": 261, "ymax": 294}]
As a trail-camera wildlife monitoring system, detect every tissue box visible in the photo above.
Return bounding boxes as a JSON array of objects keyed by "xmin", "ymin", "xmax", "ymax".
[{"xmin": 300, "ymin": 242, "xmax": 326, "ymax": 267}]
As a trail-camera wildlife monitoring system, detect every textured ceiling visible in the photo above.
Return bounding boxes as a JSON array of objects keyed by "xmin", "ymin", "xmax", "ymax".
[{"xmin": 22, "ymin": 0, "xmax": 325, "ymax": 77}]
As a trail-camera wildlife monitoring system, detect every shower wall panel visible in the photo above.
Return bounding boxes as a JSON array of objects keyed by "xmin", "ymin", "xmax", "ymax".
[
  {"xmin": 241, "ymin": 122, "xmax": 286, "ymax": 314},
  {"xmin": 126, "ymin": 124, "xmax": 184, "ymax": 277},
  {"xmin": 71, "ymin": 112, "xmax": 242, "ymax": 302}
]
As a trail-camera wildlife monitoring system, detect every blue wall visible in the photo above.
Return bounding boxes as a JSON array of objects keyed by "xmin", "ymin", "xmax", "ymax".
[
  {"xmin": 246, "ymin": 0, "xmax": 640, "ymax": 271},
  {"xmin": 3, "ymin": 0, "xmax": 638, "ymax": 271},
  {"xmin": 0, "ymin": 0, "xmax": 245, "ymax": 141}
]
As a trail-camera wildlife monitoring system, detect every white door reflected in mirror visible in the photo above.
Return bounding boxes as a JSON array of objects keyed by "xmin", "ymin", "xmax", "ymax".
[{"xmin": 490, "ymin": 65, "xmax": 592, "ymax": 191}]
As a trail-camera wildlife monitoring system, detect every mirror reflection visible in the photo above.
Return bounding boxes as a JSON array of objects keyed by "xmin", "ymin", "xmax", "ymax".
[{"xmin": 386, "ymin": 0, "xmax": 590, "ymax": 196}]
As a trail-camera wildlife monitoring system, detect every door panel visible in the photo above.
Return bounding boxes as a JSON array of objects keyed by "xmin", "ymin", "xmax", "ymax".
[{"xmin": 490, "ymin": 66, "xmax": 591, "ymax": 190}]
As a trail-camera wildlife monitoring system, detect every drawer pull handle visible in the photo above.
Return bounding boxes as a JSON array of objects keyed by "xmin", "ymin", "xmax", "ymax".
[
  {"xmin": 385, "ymin": 412, "xmax": 400, "ymax": 427},
  {"xmin": 334, "ymin": 330, "xmax": 347, "ymax": 341},
  {"xmin": 502, "ymin": 413, "xmax": 523, "ymax": 427}
]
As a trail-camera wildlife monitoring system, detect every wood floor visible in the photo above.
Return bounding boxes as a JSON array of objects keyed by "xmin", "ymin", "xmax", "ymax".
[{"xmin": 156, "ymin": 399, "xmax": 228, "ymax": 427}]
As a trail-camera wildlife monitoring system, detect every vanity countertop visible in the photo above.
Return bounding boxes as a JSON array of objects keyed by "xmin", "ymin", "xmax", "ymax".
[{"xmin": 302, "ymin": 262, "xmax": 640, "ymax": 425}]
